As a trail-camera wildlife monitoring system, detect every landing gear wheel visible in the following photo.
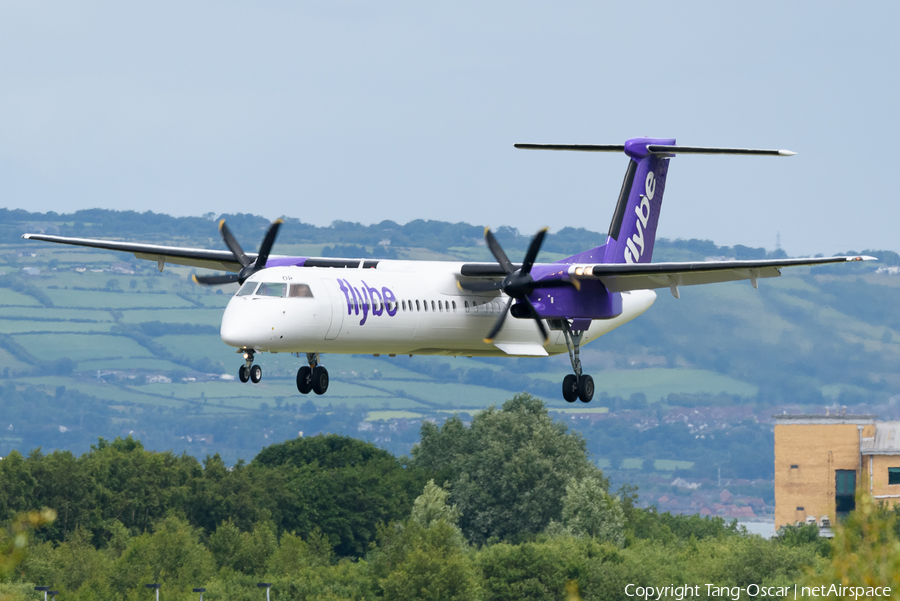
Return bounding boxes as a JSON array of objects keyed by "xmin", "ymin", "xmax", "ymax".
[
  {"xmin": 562, "ymin": 374, "xmax": 578, "ymax": 403},
  {"xmin": 250, "ymin": 364, "xmax": 262, "ymax": 384},
  {"xmin": 577, "ymin": 374, "xmax": 594, "ymax": 403},
  {"xmin": 296, "ymin": 366, "xmax": 313, "ymax": 394},
  {"xmin": 312, "ymin": 366, "xmax": 329, "ymax": 395},
  {"xmin": 239, "ymin": 364, "xmax": 250, "ymax": 383}
]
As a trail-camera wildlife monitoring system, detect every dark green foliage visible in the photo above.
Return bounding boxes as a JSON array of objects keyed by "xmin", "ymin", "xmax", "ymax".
[
  {"xmin": 412, "ymin": 394, "xmax": 607, "ymax": 545},
  {"xmin": 0, "ymin": 434, "xmax": 425, "ymax": 559}
]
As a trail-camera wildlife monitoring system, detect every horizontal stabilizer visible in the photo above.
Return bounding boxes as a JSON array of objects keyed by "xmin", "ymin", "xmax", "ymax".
[
  {"xmin": 515, "ymin": 143, "xmax": 796, "ymax": 156},
  {"xmin": 646, "ymin": 145, "xmax": 796, "ymax": 156},
  {"xmin": 514, "ymin": 144, "xmax": 625, "ymax": 152}
]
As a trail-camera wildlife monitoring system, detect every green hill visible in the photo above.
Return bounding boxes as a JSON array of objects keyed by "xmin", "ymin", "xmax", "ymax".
[{"xmin": 2, "ymin": 208, "xmax": 899, "ymax": 506}]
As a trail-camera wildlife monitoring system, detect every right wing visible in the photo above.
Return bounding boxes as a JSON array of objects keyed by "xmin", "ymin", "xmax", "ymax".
[{"xmin": 21, "ymin": 233, "xmax": 247, "ymax": 272}]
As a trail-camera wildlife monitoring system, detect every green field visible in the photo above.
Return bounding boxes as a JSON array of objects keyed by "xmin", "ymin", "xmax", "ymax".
[
  {"xmin": 532, "ymin": 368, "xmax": 758, "ymax": 401},
  {"xmin": 15, "ymin": 333, "xmax": 153, "ymax": 363},
  {"xmin": 0, "ymin": 289, "xmax": 40, "ymax": 305},
  {"xmin": 44, "ymin": 289, "xmax": 196, "ymax": 309}
]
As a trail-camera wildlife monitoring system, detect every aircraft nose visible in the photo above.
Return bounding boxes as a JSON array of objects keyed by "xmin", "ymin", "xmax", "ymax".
[{"xmin": 221, "ymin": 297, "xmax": 258, "ymax": 348}]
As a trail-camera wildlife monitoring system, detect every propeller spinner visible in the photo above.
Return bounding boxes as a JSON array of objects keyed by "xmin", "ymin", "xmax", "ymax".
[
  {"xmin": 459, "ymin": 227, "xmax": 579, "ymax": 345},
  {"xmin": 193, "ymin": 219, "xmax": 283, "ymax": 286}
]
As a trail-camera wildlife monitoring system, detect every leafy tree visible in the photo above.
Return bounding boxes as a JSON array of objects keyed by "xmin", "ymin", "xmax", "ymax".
[
  {"xmin": 252, "ymin": 434, "xmax": 427, "ymax": 557},
  {"xmin": 800, "ymin": 491, "xmax": 900, "ymax": 597},
  {"xmin": 0, "ymin": 509, "xmax": 55, "ymax": 580},
  {"xmin": 559, "ymin": 477, "xmax": 625, "ymax": 546},
  {"xmin": 369, "ymin": 481, "xmax": 480, "ymax": 601},
  {"xmin": 412, "ymin": 393, "xmax": 606, "ymax": 544},
  {"xmin": 410, "ymin": 480, "xmax": 461, "ymax": 530},
  {"xmin": 111, "ymin": 516, "xmax": 215, "ymax": 598}
]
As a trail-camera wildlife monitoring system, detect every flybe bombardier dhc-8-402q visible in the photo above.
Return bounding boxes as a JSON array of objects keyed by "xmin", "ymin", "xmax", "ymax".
[{"xmin": 23, "ymin": 138, "xmax": 873, "ymax": 403}]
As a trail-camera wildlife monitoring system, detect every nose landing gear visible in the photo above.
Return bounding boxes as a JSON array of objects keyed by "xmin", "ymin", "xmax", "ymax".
[
  {"xmin": 238, "ymin": 349, "xmax": 262, "ymax": 384},
  {"xmin": 297, "ymin": 352, "xmax": 329, "ymax": 395},
  {"xmin": 559, "ymin": 322, "xmax": 594, "ymax": 403}
]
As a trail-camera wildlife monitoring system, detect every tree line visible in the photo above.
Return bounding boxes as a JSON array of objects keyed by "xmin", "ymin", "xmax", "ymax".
[{"xmin": 1, "ymin": 393, "xmax": 874, "ymax": 600}]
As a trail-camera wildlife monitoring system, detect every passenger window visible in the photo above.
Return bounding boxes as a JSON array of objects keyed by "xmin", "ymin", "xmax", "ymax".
[
  {"xmin": 438, "ymin": 300, "xmax": 443, "ymax": 312},
  {"xmin": 464, "ymin": 300, "xmax": 469, "ymax": 313},
  {"xmin": 473, "ymin": 302, "xmax": 478, "ymax": 313},
  {"xmin": 431, "ymin": 300, "xmax": 436, "ymax": 312},
  {"xmin": 257, "ymin": 282, "xmax": 287, "ymax": 297},
  {"xmin": 237, "ymin": 282, "xmax": 258, "ymax": 296},
  {"xmin": 416, "ymin": 300, "xmax": 421, "ymax": 311},
  {"xmin": 452, "ymin": 301, "xmax": 456, "ymax": 312},
  {"xmin": 424, "ymin": 300, "xmax": 428, "ymax": 312},
  {"xmin": 288, "ymin": 283, "xmax": 313, "ymax": 298},
  {"xmin": 402, "ymin": 300, "xmax": 407, "ymax": 311}
]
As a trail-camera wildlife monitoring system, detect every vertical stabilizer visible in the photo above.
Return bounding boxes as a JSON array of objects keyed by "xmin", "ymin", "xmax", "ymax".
[{"xmin": 602, "ymin": 137, "xmax": 673, "ymax": 264}]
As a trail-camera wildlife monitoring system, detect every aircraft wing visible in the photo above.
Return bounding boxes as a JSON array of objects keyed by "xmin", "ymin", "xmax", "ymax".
[
  {"xmin": 573, "ymin": 255, "xmax": 875, "ymax": 297},
  {"xmin": 21, "ymin": 233, "xmax": 247, "ymax": 272}
]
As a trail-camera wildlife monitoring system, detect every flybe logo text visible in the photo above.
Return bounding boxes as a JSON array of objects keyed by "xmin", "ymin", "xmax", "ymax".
[
  {"xmin": 337, "ymin": 279, "xmax": 398, "ymax": 325},
  {"xmin": 624, "ymin": 171, "xmax": 656, "ymax": 264}
]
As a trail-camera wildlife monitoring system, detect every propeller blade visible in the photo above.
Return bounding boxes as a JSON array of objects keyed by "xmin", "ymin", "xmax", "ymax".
[
  {"xmin": 532, "ymin": 276, "xmax": 581, "ymax": 291},
  {"xmin": 219, "ymin": 220, "xmax": 252, "ymax": 268},
  {"xmin": 521, "ymin": 227, "xmax": 549, "ymax": 274},
  {"xmin": 483, "ymin": 297, "xmax": 514, "ymax": 344},
  {"xmin": 254, "ymin": 219, "xmax": 283, "ymax": 269},
  {"xmin": 192, "ymin": 273, "xmax": 241, "ymax": 286},
  {"xmin": 484, "ymin": 228, "xmax": 514, "ymax": 274},
  {"xmin": 457, "ymin": 280, "xmax": 504, "ymax": 293},
  {"xmin": 520, "ymin": 297, "xmax": 550, "ymax": 345}
]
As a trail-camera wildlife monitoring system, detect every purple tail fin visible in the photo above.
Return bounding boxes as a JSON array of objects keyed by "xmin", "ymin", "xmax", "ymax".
[
  {"xmin": 559, "ymin": 137, "xmax": 674, "ymax": 265},
  {"xmin": 602, "ymin": 137, "xmax": 673, "ymax": 264}
]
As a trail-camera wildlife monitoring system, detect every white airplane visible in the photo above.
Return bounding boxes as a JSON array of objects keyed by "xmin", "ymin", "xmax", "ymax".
[{"xmin": 23, "ymin": 138, "xmax": 873, "ymax": 403}]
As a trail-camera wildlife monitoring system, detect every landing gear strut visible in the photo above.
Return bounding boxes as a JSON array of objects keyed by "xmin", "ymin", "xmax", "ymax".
[
  {"xmin": 238, "ymin": 349, "xmax": 262, "ymax": 384},
  {"xmin": 297, "ymin": 352, "xmax": 329, "ymax": 395},
  {"xmin": 560, "ymin": 322, "xmax": 594, "ymax": 403}
]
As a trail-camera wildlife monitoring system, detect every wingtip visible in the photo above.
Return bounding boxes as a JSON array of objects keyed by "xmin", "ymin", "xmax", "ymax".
[
  {"xmin": 191, "ymin": 274, "xmax": 200, "ymax": 284},
  {"xmin": 570, "ymin": 277, "xmax": 581, "ymax": 291},
  {"xmin": 483, "ymin": 337, "xmax": 494, "ymax": 344},
  {"xmin": 778, "ymin": 150, "xmax": 798, "ymax": 156},
  {"xmin": 274, "ymin": 218, "xmax": 284, "ymax": 225},
  {"xmin": 21, "ymin": 234, "xmax": 30, "ymax": 239},
  {"xmin": 218, "ymin": 219, "xmax": 226, "ymax": 231},
  {"xmin": 483, "ymin": 226, "xmax": 491, "ymax": 236}
]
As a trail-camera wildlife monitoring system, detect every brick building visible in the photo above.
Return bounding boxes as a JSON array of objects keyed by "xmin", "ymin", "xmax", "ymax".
[{"xmin": 774, "ymin": 414, "xmax": 900, "ymax": 529}]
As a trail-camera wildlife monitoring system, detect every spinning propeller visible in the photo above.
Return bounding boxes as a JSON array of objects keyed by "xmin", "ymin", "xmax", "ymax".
[
  {"xmin": 192, "ymin": 219, "xmax": 283, "ymax": 286},
  {"xmin": 459, "ymin": 227, "xmax": 579, "ymax": 345}
]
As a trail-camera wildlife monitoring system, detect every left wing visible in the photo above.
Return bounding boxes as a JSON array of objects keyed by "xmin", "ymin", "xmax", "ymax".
[{"xmin": 567, "ymin": 255, "xmax": 874, "ymax": 298}]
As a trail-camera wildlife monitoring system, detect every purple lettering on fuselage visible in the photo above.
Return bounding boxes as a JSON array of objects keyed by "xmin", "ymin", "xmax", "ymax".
[{"xmin": 337, "ymin": 278, "xmax": 398, "ymax": 326}]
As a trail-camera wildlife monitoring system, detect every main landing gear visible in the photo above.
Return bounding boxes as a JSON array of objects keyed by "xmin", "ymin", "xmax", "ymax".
[
  {"xmin": 238, "ymin": 349, "xmax": 262, "ymax": 384},
  {"xmin": 296, "ymin": 352, "xmax": 329, "ymax": 395},
  {"xmin": 559, "ymin": 322, "xmax": 594, "ymax": 403}
]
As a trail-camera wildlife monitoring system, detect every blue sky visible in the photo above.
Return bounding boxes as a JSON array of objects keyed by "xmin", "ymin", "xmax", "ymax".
[{"xmin": 1, "ymin": 2, "xmax": 897, "ymax": 256}]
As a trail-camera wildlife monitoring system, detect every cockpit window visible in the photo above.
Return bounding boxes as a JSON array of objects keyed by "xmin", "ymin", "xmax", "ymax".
[
  {"xmin": 289, "ymin": 283, "xmax": 314, "ymax": 298},
  {"xmin": 237, "ymin": 282, "xmax": 258, "ymax": 296},
  {"xmin": 257, "ymin": 282, "xmax": 287, "ymax": 297}
]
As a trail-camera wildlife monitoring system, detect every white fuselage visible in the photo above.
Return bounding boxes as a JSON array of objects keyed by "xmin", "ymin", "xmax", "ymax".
[{"xmin": 220, "ymin": 262, "xmax": 657, "ymax": 357}]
